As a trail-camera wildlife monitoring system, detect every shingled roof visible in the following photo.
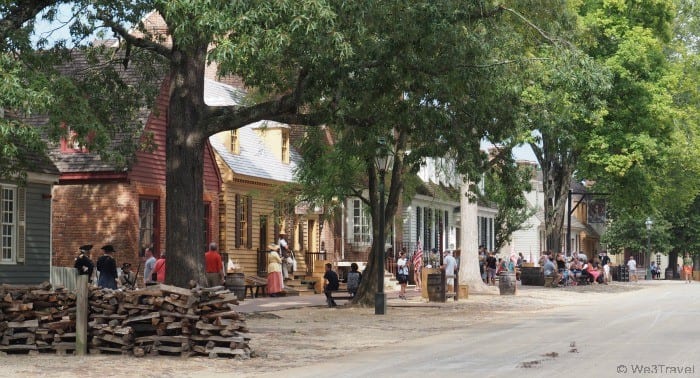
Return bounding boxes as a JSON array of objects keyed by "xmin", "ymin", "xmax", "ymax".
[{"xmin": 210, "ymin": 120, "xmax": 302, "ymax": 183}]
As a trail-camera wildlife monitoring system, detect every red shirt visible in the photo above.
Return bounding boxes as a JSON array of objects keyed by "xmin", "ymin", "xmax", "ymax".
[
  {"xmin": 154, "ymin": 258, "xmax": 166, "ymax": 283},
  {"xmin": 205, "ymin": 251, "xmax": 223, "ymax": 273}
]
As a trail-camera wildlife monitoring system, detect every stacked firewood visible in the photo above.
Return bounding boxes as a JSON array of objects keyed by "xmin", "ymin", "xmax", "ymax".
[
  {"xmin": 1, "ymin": 282, "xmax": 251, "ymax": 358},
  {"xmin": 0, "ymin": 282, "xmax": 77, "ymax": 355},
  {"xmin": 88, "ymin": 283, "xmax": 251, "ymax": 358}
]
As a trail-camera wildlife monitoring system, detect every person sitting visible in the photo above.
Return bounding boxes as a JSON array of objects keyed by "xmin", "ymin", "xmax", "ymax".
[
  {"xmin": 555, "ymin": 253, "xmax": 567, "ymax": 285},
  {"xmin": 579, "ymin": 259, "xmax": 591, "ymax": 285},
  {"xmin": 543, "ymin": 256, "xmax": 560, "ymax": 287},
  {"xmin": 586, "ymin": 258, "xmax": 602, "ymax": 284},
  {"xmin": 568, "ymin": 257, "xmax": 582, "ymax": 286},
  {"xmin": 323, "ymin": 263, "xmax": 340, "ymax": 307},
  {"xmin": 346, "ymin": 263, "xmax": 362, "ymax": 298}
]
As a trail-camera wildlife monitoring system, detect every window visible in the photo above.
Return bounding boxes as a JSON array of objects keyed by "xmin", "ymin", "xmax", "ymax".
[
  {"xmin": 229, "ymin": 130, "xmax": 240, "ymax": 154},
  {"xmin": 204, "ymin": 202, "xmax": 211, "ymax": 246},
  {"xmin": 478, "ymin": 216, "xmax": 494, "ymax": 251},
  {"xmin": 60, "ymin": 126, "xmax": 91, "ymax": 153},
  {"xmin": 282, "ymin": 129, "xmax": 290, "ymax": 164},
  {"xmin": 139, "ymin": 198, "xmax": 159, "ymax": 256},
  {"xmin": 352, "ymin": 199, "xmax": 371, "ymax": 244},
  {"xmin": 1, "ymin": 184, "xmax": 24, "ymax": 264},
  {"xmin": 235, "ymin": 194, "xmax": 252, "ymax": 248}
]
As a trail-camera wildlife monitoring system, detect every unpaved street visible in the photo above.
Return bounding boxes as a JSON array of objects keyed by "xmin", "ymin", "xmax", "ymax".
[{"xmin": 2, "ymin": 282, "xmax": 677, "ymax": 377}]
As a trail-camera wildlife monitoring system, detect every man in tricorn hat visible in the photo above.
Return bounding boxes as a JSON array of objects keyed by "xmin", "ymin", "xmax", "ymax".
[
  {"xmin": 119, "ymin": 263, "xmax": 136, "ymax": 290},
  {"xmin": 96, "ymin": 244, "xmax": 118, "ymax": 289},
  {"xmin": 74, "ymin": 244, "xmax": 94, "ymax": 283}
]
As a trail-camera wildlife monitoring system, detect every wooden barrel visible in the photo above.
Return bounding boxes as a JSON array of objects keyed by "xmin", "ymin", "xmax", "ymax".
[
  {"xmin": 426, "ymin": 273, "xmax": 444, "ymax": 302},
  {"xmin": 226, "ymin": 273, "xmax": 246, "ymax": 301},
  {"xmin": 520, "ymin": 267, "xmax": 544, "ymax": 286},
  {"xmin": 498, "ymin": 272, "xmax": 517, "ymax": 295}
]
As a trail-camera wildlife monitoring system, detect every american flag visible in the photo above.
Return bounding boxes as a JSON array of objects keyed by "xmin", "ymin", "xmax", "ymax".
[{"xmin": 412, "ymin": 240, "xmax": 423, "ymax": 268}]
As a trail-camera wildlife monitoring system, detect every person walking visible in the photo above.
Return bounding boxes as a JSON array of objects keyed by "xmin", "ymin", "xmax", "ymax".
[
  {"xmin": 396, "ymin": 250, "xmax": 409, "ymax": 299},
  {"xmin": 266, "ymin": 243, "xmax": 284, "ymax": 297},
  {"xmin": 682, "ymin": 252, "xmax": 693, "ymax": 283},
  {"xmin": 278, "ymin": 233, "xmax": 291, "ymax": 281},
  {"xmin": 204, "ymin": 242, "xmax": 225, "ymax": 287},
  {"xmin": 486, "ymin": 252, "xmax": 497, "ymax": 285},
  {"xmin": 96, "ymin": 244, "xmax": 118, "ymax": 289},
  {"xmin": 627, "ymin": 255, "xmax": 638, "ymax": 282}
]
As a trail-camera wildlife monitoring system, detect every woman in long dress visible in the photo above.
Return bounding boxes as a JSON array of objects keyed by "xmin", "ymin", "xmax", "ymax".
[
  {"xmin": 682, "ymin": 252, "xmax": 693, "ymax": 283},
  {"xmin": 267, "ymin": 243, "xmax": 284, "ymax": 296}
]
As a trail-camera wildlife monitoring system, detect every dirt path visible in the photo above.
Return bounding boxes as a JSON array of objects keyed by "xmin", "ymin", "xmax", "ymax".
[{"xmin": 1, "ymin": 283, "xmax": 645, "ymax": 377}]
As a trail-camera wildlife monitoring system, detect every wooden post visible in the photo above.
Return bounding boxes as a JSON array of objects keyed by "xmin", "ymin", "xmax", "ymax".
[{"xmin": 75, "ymin": 274, "xmax": 88, "ymax": 355}]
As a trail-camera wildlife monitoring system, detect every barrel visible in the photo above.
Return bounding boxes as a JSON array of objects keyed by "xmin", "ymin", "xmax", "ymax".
[
  {"xmin": 520, "ymin": 267, "xmax": 544, "ymax": 286},
  {"xmin": 426, "ymin": 273, "xmax": 444, "ymax": 302},
  {"xmin": 615, "ymin": 266, "xmax": 629, "ymax": 282},
  {"xmin": 498, "ymin": 272, "xmax": 517, "ymax": 295},
  {"xmin": 226, "ymin": 273, "xmax": 246, "ymax": 301}
]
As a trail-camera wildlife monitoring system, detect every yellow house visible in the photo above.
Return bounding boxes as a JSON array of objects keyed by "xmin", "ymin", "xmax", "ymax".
[{"xmin": 210, "ymin": 120, "xmax": 323, "ymax": 278}]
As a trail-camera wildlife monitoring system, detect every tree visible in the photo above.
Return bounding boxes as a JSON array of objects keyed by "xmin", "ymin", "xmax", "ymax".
[
  {"xmin": 293, "ymin": 1, "xmax": 592, "ymax": 304},
  {"xmin": 2, "ymin": 1, "xmax": 345, "ymax": 287}
]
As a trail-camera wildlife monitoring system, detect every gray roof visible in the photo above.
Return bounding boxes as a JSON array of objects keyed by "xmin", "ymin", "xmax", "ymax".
[
  {"xmin": 210, "ymin": 121, "xmax": 301, "ymax": 183},
  {"xmin": 204, "ymin": 79, "xmax": 245, "ymax": 106}
]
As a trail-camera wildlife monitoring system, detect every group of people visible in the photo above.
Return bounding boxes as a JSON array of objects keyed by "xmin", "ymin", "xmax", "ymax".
[
  {"xmin": 479, "ymin": 246, "xmax": 520, "ymax": 285},
  {"xmin": 541, "ymin": 251, "xmax": 612, "ymax": 287},
  {"xmin": 74, "ymin": 242, "xmax": 227, "ymax": 290},
  {"xmin": 74, "ymin": 243, "xmax": 128, "ymax": 290}
]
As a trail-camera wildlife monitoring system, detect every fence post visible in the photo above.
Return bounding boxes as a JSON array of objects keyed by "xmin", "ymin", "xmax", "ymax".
[{"xmin": 75, "ymin": 274, "xmax": 88, "ymax": 355}]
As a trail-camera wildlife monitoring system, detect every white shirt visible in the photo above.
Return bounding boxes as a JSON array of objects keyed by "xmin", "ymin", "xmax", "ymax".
[
  {"xmin": 627, "ymin": 259, "xmax": 637, "ymax": 271},
  {"xmin": 443, "ymin": 255, "xmax": 457, "ymax": 276},
  {"xmin": 144, "ymin": 256, "xmax": 156, "ymax": 283},
  {"xmin": 397, "ymin": 257, "xmax": 408, "ymax": 275}
]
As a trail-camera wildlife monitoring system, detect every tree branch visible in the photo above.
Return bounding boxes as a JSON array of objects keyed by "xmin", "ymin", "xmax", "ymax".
[
  {"xmin": 0, "ymin": 0, "xmax": 58, "ymax": 45},
  {"xmin": 501, "ymin": 6, "xmax": 575, "ymax": 49},
  {"xmin": 96, "ymin": 12, "xmax": 172, "ymax": 59}
]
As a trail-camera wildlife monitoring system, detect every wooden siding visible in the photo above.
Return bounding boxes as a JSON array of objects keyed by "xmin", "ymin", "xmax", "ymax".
[
  {"xmin": 129, "ymin": 80, "xmax": 169, "ymax": 186},
  {"xmin": 0, "ymin": 183, "xmax": 52, "ymax": 284}
]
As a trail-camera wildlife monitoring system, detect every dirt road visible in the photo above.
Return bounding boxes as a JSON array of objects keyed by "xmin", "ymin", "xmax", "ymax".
[{"xmin": 1, "ymin": 283, "xmax": 644, "ymax": 377}]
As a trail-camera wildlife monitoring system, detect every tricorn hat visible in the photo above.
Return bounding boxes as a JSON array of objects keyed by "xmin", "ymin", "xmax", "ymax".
[
  {"xmin": 101, "ymin": 244, "xmax": 115, "ymax": 253},
  {"xmin": 79, "ymin": 244, "xmax": 93, "ymax": 252},
  {"xmin": 121, "ymin": 262, "xmax": 131, "ymax": 269},
  {"xmin": 267, "ymin": 243, "xmax": 279, "ymax": 251}
]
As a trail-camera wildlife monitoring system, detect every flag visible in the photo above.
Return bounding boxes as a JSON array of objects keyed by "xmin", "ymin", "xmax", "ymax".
[{"xmin": 412, "ymin": 240, "xmax": 423, "ymax": 268}]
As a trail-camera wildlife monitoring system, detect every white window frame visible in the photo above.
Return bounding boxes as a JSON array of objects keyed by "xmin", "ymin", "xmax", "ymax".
[
  {"xmin": 1, "ymin": 184, "xmax": 17, "ymax": 264},
  {"xmin": 351, "ymin": 199, "xmax": 371, "ymax": 244}
]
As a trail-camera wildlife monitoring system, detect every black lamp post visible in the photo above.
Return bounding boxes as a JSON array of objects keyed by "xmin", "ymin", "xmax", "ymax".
[
  {"xmin": 645, "ymin": 217, "xmax": 653, "ymax": 280},
  {"xmin": 375, "ymin": 138, "xmax": 393, "ymax": 315}
]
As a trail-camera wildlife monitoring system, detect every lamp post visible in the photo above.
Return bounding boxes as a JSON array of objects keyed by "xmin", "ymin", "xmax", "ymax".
[
  {"xmin": 374, "ymin": 138, "xmax": 393, "ymax": 315},
  {"xmin": 645, "ymin": 217, "xmax": 653, "ymax": 280}
]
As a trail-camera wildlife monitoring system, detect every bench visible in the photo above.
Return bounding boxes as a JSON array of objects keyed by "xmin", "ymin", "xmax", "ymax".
[{"xmin": 245, "ymin": 275, "xmax": 267, "ymax": 298}]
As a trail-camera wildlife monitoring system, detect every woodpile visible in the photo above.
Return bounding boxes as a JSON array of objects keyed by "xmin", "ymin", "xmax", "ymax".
[
  {"xmin": 0, "ymin": 282, "xmax": 77, "ymax": 355},
  {"xmin": 1, "ymin": 282, "xmax": 251, "ymax": 358}
]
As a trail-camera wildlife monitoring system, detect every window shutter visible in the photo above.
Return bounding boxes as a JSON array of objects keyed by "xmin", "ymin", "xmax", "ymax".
[
  {"xmin": 234, "ymin": 194, "xmax": 241, "ymax": 248},
  {"xmin": 246, "ymin": 196, "xmax": 253, "ymax": 249},
  {"xmin": 16, "ymin": 187, "xmax": 26, "ymax": 263}
]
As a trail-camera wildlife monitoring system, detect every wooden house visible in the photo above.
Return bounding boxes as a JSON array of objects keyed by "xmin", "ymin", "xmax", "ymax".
[
  {"xmin": 0, "ymin": 153, "xmax": 60, "ymax": 284},
  {"xmin": 210, "ymin": 121, "xmax": 326, "ymax": 278},
  {"xmin": 48, "ymin": 70, "xmax": 224, "ymax": 279}
]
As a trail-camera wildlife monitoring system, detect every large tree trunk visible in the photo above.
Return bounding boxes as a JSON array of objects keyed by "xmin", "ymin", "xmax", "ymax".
[
  {"xmin": 165, "ymin": 46, "xmax": 208, "ymax": 287},
  {"xmin": 460, "ymin": 181, "xmax": 498, "ymax": 294}
]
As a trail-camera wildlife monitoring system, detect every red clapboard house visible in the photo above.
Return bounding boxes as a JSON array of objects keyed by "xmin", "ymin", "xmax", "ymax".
[{"xmin": 48, "ymin": 66, "xmax": 224, "ymax": 281}]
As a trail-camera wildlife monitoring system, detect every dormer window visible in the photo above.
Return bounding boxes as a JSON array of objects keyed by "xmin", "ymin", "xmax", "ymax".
[
  {"xmin": 282, "ymin": 129, "xmax": 290, "ymax": 164},
  {"xmin": 60, "ymin": 126, "xmax": 89, "ymax": 153},
  {"xmin": 230, "ymin": 130, "xmax": 240, "ymax": 154}
]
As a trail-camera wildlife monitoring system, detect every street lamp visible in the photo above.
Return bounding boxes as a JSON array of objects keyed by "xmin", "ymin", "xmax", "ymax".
[
  {"xmin": 374, "ymin": 138, "xmax": 393, "ymax": 315},
  {"xmin": 645, "ymin": 217, "xmax": 653, "ymax": 280}
]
